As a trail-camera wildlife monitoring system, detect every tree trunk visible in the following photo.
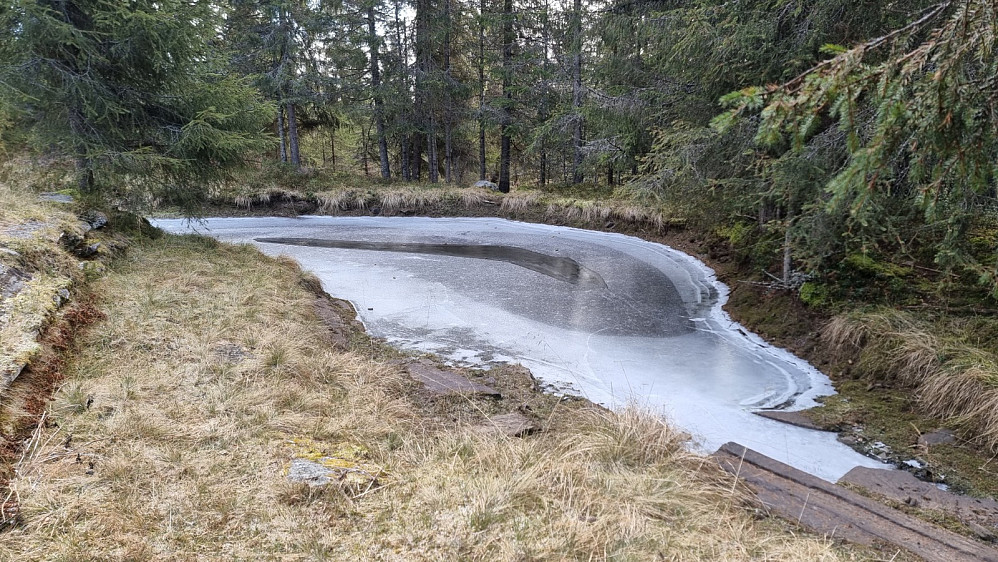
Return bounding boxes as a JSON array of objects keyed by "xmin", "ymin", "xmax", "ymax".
[
  {"xmin": 367, "ymin": 6, "xmax": 390, "ymax": 179},
  {"xmin": 571, "ymin": 0, "xmax": 584, "ymax": 184},
  {"xmin": 76, "ymin": 156, "xmax": 94, "ymax": 192},
  {"xmin": 444, "ymin": 0, "xmax": 452, "ymax": 183},
  {"xmin": 330, "ymin": 131, "xmax": 336, "ymax": 172},
  {"xmin": 278, "ymin": 107, "xmax": 288, "ymax": 163},
  {"xmin": 445, "ymin": 123, "xmax": 453, "ymax": 183},
  {"xmin": 783, "ymin": 210, "xmax": 794, "ymax": 286},
  {"xmin": 411, "ymin": 134, "xmax": 422, "ymax": 180},
  {"xmin": 361, "ymin": 126, "xmax": 369, "ymax": 176},
  {"xmin": 478, "ymin": 0, "xmax": 487, "ymax": 181},
  {"xmin": 401, "ymin": 139, "xmax": 410, "ymax": 180},
  {"xmin": 287, "ymin": 102, "xmax": 301, "ymax": 168},
  {"xmin": 539, "ymin": 0, "xmax": 550, "ymax": 187},
  {"xmin": 427, "ymin": 121, "xmax": 438, "ymax": 183},
  {"xmin": 497, "ymin": 0, "xmax": 513, "ymax": 193}
]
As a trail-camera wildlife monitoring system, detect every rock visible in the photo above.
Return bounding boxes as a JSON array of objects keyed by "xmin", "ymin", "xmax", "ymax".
[
  {"xmin": 39, "ymin": 192, "xmax": 74, "ymax": 204},
  {"xmin": 715, "ymin": 443, "xmax": 998, "ymax": 562},
  {"xmin": 482, "ymin": 412, "xmax": 536, "ymax": 437},
  {"xmin": 405, "ymin": 360, "xmax": 500, "ymax": 397},
  {"xmin": 312, "ymin": 297, "xmax": 354, "ymax": 350},
  {"xmin": 0, "ymin": 264, "xmax": 32, "ymax": 298},
  {"xmin": 755, "ymin": 410, "xmax": 828, "ymax": 431},
  {"xmin": 79, "ymin": 210, "xmax": 108, "ymax": 230},
  {"xmin": 74, "ymin": 242, "xmax": 100, "ymax": 258},
  {"xmin": 212, "ymin": 342, "xmax": 251, "ymax": 363},
  {"xmin": 918, "ymin": 429, "xmax": 957, "ymax": 447},
  {"xmin": 53, "ymin": 288, "xmax": 71, "ymax": 308},
  {"xmin": 287, "ymin": 458, "xmax": 334, "ymax": 486},
  {"xmin": 473, "ymin": 180, "xmax": 500, "ymax": 191},
  {"xmin": 840, "ymin": 466, "xmax": 998, "ymax": 533}
]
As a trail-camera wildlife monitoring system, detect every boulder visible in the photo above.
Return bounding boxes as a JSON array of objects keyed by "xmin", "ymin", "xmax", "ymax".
[
  {"xmin": 80, "ymin": 210, "xmax": 109, "ymax": 230},
  {"xmin": 473, "ymin": 180, "xmax": 500, "ymax": 191}
]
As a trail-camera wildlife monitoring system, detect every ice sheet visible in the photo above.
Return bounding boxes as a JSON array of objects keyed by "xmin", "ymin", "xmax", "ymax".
[{"xmin": 153, "ymin": 215, "xmax": 888, "ymax": 481}]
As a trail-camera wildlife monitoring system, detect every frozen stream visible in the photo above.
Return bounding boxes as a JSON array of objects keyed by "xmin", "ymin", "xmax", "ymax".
[{"xmin": 153, "ymin": 216, "xmax": 886, "ymax": 481}]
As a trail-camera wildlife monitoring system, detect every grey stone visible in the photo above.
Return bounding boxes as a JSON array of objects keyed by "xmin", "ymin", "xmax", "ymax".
[
  {"xmin": 755, "ymin": 410, "xmax": 828, "ymax": 431},
  {"xmin": 39, "ymin": 192, "xmax": 74, "ymax": 204},
  {"xmin": 716, "ymin": 443, "xmax": 998, "ymax": 562},
  {"xmin": 0, "ymin": 263, "xmax": 32, "ymax": 298},
  {"xmin": 80, "ymin": 210, "xmax": 108, "ymax": 230},
  {"xmin": 212, "ymin": 342, "xmax": 251, "ymax": 363},
  {"xmin": 842, "ymin": 466, "xmax": 998, "ymax": 535},
  {"xmin": 3, "ymin": 220, "xmax": 48, "ymax": 240},
  {"xmin": 919, "ymin": 429, "xmax": 957, "ymax": 447},
  {"xmin": 287, "ymin": 458, "xmax": 333, "ymax": 486},
  {"xmin": 473, "ymin": 180, "xmax": 499, "ymax": 191},
  {"xmin": 483, "ymin": 412, "xmax": 536, "ymax": 437},
  {"xmin": 406, "ymin": 360, "xmax": 500, "ymax": 397}
]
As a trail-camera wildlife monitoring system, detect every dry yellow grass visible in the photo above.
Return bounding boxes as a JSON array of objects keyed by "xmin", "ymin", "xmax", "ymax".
[
  {"xmin": 824, "ymin": 310, "xmax": 998, "ymax": 450},
  {"xmin": 0, "ymin": 233, "xmax": 865, "ymax": 560}
]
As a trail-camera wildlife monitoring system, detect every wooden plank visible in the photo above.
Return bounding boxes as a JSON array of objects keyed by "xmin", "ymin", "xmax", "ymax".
[{"xmin": 715, "ymin": 442, "xmax": 998, "ymax": 561}]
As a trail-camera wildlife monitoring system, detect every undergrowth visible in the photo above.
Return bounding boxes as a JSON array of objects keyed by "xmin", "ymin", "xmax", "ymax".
[{"xmin": 824, "ymin": 309, "xmax": 998, "ymax": 451}]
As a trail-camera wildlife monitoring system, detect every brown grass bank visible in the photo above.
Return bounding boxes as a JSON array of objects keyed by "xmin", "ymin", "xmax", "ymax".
[{"xmin": 0, "ymin": 232, "xmax": 866, "ymax": 560}]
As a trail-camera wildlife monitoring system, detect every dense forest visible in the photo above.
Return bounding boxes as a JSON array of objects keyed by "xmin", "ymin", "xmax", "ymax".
[{"xmin": 1, "ymin": 0, "xmax": 997, "ymax": 298}]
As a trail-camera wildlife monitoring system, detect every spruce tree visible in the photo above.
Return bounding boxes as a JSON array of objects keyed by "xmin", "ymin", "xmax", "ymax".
[{"xmin": 0, "ymin": 0, "xmax": 273, "ymax": 206}]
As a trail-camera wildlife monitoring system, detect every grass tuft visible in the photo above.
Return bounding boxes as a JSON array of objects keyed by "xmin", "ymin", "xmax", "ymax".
[{"xmin": 824, "ymin": 309, "xmax": 998, "ymax": 450}]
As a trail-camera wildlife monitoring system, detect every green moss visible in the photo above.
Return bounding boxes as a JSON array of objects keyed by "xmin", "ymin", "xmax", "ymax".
[
  {"xmin": 842, "ymin": 253, "xmax": 912, "ymax": 278},
  {"xmin": 798, "ymin": 281, "xmax": 830, "ymax": 307},
  {"xmin": 804, "ymin": 380, "xmax": 998, "ymax": 498}
]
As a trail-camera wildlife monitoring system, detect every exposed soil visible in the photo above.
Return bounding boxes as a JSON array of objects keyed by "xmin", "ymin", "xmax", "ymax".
[{"xmin": 0, "ymin": 292, "xmax": 105, "ymax": 523}]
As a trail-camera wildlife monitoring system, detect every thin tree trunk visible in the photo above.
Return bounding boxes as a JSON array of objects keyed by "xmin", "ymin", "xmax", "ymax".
[
  {"xmin": 287, "ymin": 103, "xmax": 301, "ymax": 168},
  {"xmin": 411, "ymin": 134, "xmax": 421, "ymax": 180},
  {"xmin": 361, "ymin": 126, "xmax": 369, "ymax": 176},
  {"xmin": 445, "ymin": 124, "xmax": 453, "ymax": 183},
  {"xmin": 571, "ymin": 0, "xmax": 583, "ymax": 184},
  {"xmin": 401, "ymin": 139, "xmax": 410, "ymax": 180},
  {"xmin": 330, "ymin": 131, "xmax": 336, "ymax": 172},
  {"xmin": 367, "ymin": 6, "xmax": 390, "ymax": 179},
  {"xmin": 278, "ymin": 108, "xmax": 288, "ymax": 163},
  {"xmin": 539, "ymin": 0, "xmax": 550, "ymax": 188},
  {"xmin": 444, "ymin": 0, "xmax": 453, "ymax": 183},
  {"xmin": 783, "ymin": 210, "xmax": 794, "ymax": 285},
  {"xmin": 427, "ymin": 122, "xmax": 438, "ymax": 183},
  {"xmin": 478, "ymin": 0, "xmax": 487, "ymax": 181},
  {"xmin": 497, "ymin": 0, "xmax": 513, "ymax": 193}
]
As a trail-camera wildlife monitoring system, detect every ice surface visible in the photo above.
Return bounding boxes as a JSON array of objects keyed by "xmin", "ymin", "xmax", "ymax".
[{"xmin": 153, "ymin": 215, "xmax": 888, "ymax": 481}]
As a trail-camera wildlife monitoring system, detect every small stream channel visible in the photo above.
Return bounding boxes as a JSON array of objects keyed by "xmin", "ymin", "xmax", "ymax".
[{"xmin": 154, "ymin": 215, "xmax": 887, "ymax": 481}]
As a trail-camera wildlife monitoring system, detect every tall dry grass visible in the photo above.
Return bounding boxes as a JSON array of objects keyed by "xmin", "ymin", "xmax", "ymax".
[
  {"xmin": 824, "ymin": 310, "xmax": 998, "ymax": 450},
  {"xmin": 0, "ymin": 234, "xmax": 859, "ymax": 560}
]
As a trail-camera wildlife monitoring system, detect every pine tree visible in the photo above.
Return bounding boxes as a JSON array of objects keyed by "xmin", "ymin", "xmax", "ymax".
[{"xmin": 0, "ymin": 0, "xmax": 273, "ymax": 206}]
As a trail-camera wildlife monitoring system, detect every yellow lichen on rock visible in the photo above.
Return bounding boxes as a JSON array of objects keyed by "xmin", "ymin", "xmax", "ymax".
[{"xmin": 286, "ymin": 438, "xmax": 385, "ymax": 488}]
